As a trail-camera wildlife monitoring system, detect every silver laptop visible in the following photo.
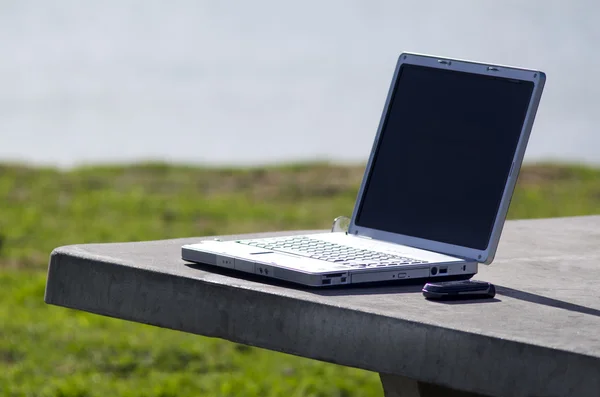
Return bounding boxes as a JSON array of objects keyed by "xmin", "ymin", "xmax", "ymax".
[{"xmin": 182, "ymin": 52, "xmax": 546, "ymax": 287}]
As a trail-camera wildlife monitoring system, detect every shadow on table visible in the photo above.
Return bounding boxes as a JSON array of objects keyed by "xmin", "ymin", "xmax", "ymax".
[
  {"xmin": 314, "ymin": 283, "xmax": 502, "ymax": 304},
  {"xmin": 185, "ymin": 262, "xmax": 600, "ymax": 315},
  {"xmin": 495, "ymin": 285, "xmax": 600, "ymax": 318}
]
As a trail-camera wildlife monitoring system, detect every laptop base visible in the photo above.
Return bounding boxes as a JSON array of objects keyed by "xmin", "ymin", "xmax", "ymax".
[{"xmin": 181, "ymin": 235, "xmax": 478, "ymax": 288}]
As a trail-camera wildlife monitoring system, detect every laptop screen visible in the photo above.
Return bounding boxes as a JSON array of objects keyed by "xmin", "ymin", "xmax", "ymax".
[{"xmin": 356, "ymin": 64, "xmax": 534, "ymax": 250}]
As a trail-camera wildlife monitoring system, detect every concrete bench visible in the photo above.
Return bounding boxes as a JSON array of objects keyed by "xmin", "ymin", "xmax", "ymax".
[{"xmin": 44, "ymin": 216, "xmax": 600, "ymax": 397}]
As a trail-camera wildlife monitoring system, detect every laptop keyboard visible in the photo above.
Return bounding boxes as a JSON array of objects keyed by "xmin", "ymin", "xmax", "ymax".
[{"xmin": 237, "ymin": 236, "xmax": 428, "ymax": 268}]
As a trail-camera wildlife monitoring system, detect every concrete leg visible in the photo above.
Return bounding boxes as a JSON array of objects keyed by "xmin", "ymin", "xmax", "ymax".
[{"xmin": 379, "ymin": 373, "xmax": 489, "ymax": 397}]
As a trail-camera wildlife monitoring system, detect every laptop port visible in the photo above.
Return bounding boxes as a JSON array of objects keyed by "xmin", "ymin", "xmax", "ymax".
[
  {"xmin": 431, "ymin": 267, "xmax": 438, "ymax": 276},
  {"xmin": 322, "ymin": 279, "xmax": 332, "ymax": 285},
  {"xmin": 325, "ymin": 273, "xmax": 345, "ymax": 278},
  {"xmin": 439, "ymin": 267, "xmax": 448, "ymax": 274}
]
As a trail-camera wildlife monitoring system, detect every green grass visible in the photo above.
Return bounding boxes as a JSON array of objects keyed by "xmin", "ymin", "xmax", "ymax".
[
  {"xmin": 0, "ymin": 162, "xmax": 362, "ymax": 268},
  {"xmin": 0, "ymin": 270, "xmax": 379, "ymax": 397},
  {"xmin": 1, "ymin": 161, "xmax": 599, "ymax": 396}
]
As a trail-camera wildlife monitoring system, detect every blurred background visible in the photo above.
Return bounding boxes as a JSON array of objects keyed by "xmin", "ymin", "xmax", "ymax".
[
  {"xmin": 2, "ymin": 1, "xmax": 599, "ymax": 397},
  {"xmin": 2, "ymin": 0, "xmax": 599, "ymax": 167}
]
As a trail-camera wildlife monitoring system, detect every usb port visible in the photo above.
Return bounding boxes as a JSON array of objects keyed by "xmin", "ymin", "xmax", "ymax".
[
  {"xmin": 439, "ymin": 267, "xmax": 448, "ymax": 274},
  {"xmin": 322, "ymin": 279, "xmax": 332, "ymax": 285}
]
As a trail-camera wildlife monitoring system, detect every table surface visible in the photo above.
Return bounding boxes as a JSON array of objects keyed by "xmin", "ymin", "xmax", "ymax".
[{"xmin": 45, "ymin": 216, "xmax": 600, "ymax": 397}]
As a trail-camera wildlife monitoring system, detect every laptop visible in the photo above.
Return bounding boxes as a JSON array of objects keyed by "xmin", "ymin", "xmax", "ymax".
[{"xmin": 182, "ymin": 52, "xmax": 546, "ymax": 287}]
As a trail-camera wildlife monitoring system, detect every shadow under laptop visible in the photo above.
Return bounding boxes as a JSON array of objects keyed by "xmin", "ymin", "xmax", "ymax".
[
  {"xmin": 184, "ymin": 261, "xmax": 429, "ymax": 293},
  {"xmin": 184, "ymin": 261, "xmax": 487, "ymax": 298},
  {"xmin": 184, "ymin": 263, "xmax": 600, "ymax": 315}
]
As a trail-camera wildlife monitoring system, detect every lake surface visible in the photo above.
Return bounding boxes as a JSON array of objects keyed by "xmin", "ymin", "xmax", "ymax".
[{"xmin": 1, "ymin": 0, "xmax": 599, "ymax": 167}]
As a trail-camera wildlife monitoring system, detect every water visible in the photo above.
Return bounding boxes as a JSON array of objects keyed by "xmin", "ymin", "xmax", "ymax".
[{"xmin": 1, "ymin": 0, "xmax": 599, "ymax": 167}]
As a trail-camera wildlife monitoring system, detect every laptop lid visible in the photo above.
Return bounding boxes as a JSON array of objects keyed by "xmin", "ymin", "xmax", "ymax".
[{"xmin": 348, "ymin": 52, "xmax": 546, "ymax": 264}]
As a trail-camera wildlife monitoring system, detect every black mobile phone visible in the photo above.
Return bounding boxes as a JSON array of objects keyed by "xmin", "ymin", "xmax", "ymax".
[{"xmin": 422, "ymin": 280, "xmax": 496, "ymax": 300}]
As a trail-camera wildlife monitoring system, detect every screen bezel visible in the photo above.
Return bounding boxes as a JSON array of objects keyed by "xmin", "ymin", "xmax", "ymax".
[{"xmin": 348, "ymin": 52, "xmax": 546, "ymax": 264}]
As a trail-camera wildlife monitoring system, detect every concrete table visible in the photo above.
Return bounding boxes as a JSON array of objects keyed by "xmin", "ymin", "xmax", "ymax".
[{"xmin": 45, "ymin": 216, "xmax": 600, "ymax": 397}]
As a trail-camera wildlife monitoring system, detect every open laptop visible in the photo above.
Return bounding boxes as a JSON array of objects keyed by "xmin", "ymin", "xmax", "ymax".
[{"xmin": 182, "ymin": 52, "xmax": 546, "ymax": 287}]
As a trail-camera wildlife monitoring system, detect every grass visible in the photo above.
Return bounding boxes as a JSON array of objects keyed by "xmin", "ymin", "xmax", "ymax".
[
  {"xmin": 1, "ymin": 161, "xmax": 599, "ymax": 396},
  {"xmin": 0, "ymin": 162, "xmax": 362, "ymax": 268},
  {"xmin": 0, "ymin": 270, "xmax": 378, "ymax": 397}
]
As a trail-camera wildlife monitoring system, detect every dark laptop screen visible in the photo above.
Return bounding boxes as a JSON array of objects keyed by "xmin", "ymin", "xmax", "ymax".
[{"xmin": 355, "ymin": 64, "xmax": 534, "ymax": 250}]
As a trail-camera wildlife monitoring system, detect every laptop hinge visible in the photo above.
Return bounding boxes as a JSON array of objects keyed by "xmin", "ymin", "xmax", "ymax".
[
  {"xmin": 348, "ymin": 226, "xmax": 478, "ymax": 261},
  {"xmin": 354, "ymin": 233, "xmax": 478, "ymax": 261}
]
